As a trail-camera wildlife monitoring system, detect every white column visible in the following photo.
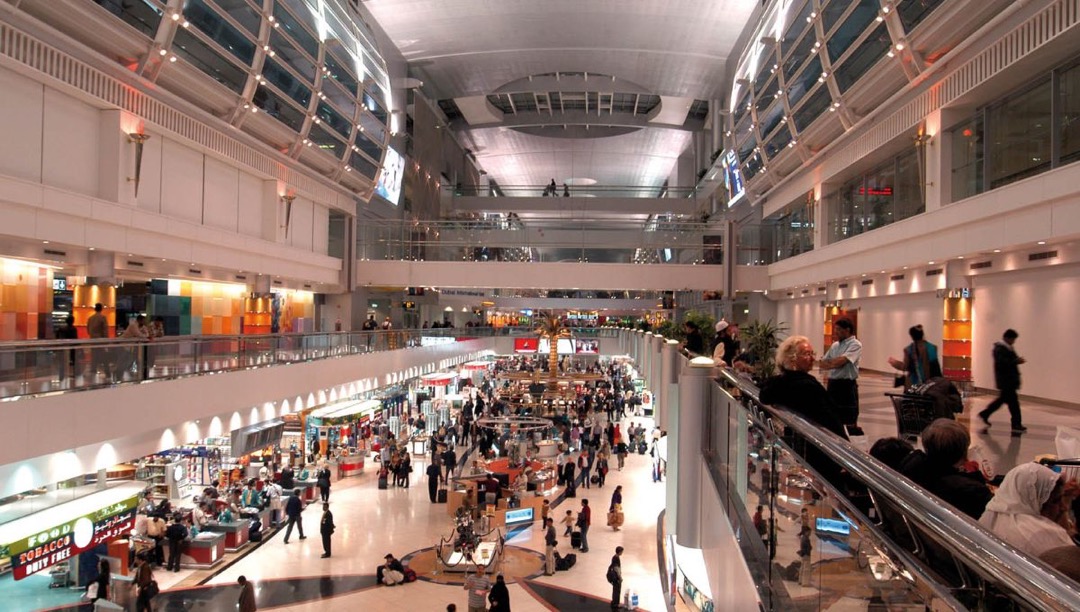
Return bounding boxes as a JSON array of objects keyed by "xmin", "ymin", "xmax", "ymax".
[{"xmin": 676, "ymin": 356, "xmax": 714, "ymax": 547}]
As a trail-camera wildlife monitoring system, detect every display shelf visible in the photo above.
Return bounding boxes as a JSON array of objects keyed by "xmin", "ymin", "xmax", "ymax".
[{"xmin": 942, "ymin": 297, "xmax": 973, "ymax": 382}]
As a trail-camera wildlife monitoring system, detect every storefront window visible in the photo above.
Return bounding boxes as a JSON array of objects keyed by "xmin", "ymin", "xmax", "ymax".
[
  {"xmin": 94, "ymin": 0, "xmax": 163, "ymax": 38},
  {"xmin": 183, "ymin": 0, "xmax": 255, "ymax": 65},
  {"xmin": 895, "ymin": 149, "xmax": 925, "ymax": 221},
  {"xmin": 1058, "ymin": 62, "xmax": 1080, "ymax": 164},
  {"xmin": 864, "ymin": 158, "xmax": 896, "ymax": 232},
  {"xmin": 834, "ymin": 23, "xmax": 889, "ymax": 92},
  {"xmin": 825, "ymin": 149, "xmax": 924, "ymax": 243},
  {"xmin": 987, "ymin": 79, "xmax": 1051, "ymax": 189},
  {"xmin": 951, "ymin": 116, "xmax": 983, "ymax": 201},
  {"xmin": 171, "ymin": 28, "xmax": 247, "ymax": 94}
]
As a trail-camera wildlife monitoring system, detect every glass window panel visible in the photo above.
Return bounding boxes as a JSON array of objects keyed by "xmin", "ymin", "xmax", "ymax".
[
  {"xmin": 353, "ymin": 129, "xmax": 383, "ymax": 162},
  {"xmin": 350, "ymin": 151, "xmax": 379, "ymax": 180},
  {"xmin": 363, "ymin": 53, "xmax": 383, "ymax": 84},
  {"xmin": 307, "ymin": 123, "xmax": 345, "ymax": 159},
  {"xmin": 835, "ymin": 23, "xmax": 889, "ymax": 92},
  {"xmin": 171, "ymin": 28, "xmax": 247, "ymax": 94},
  {"xmin": 764, "ymin": 125, "xmax": 792, "ymax": 157},
  {"xmin": 262, "ymin": 57, "xmax": 311, "ymax": 107},
  {"xmin": 863, "ymin": 157, "xmax": 896, "ymax": 232},
  {"xmin": 252, "ymin": 86, "xmax": 306, "ymax": 132},
  {"xmin": 763, "ymin": 191, "xmax": 815, "ymax": 263},
  {"xmin": 793, "ymin": 86, "xmax": 831, "ymax": 131},
  {"xmin": 322, "ymin": 78, "xmax": 356, "ymax": 120},
  {"xmin": 753, "ymin": 49, "xmax": 776, "ymax": 94},
  {"xmin": 755, "ymin": 78, "xmax": 779, "ymax": 113},
  {"xmin": 988, "ymin": 80, "xmax": 1052, "ymax": 189},
  {"xmin": 358, "ymin": 111, "xmax": 386, "ymax": 144},
  {"xmin": 183, "ymin": 0, "xmax": 255, "ymax": 64},
  {"xmin": 758, "ymin": 100, "xmax": 785, "ymax": 138},
  {"xmin": 363, "ymin": 91, "xmax": 388, "ymax": 124},
  {"xmin": 94, "ymin": 0, "xmax": 162, "ymax": 38},
  {"xmin": 322, "ymin": 8, "xmax": 354, "ymax": 49},
  {"xmin": 273, "ymin": 0, "xmax": 320, "ymax": 59},
  {"xmin": 316, "ymin": 101, "xmax": 351, "ymax": 138},
  {"xmin": 367, "ymin": 80, "xmax": 390, "ymax": 112},
  {"xmin": 787, "ymin": 55, "xmax": 822, "ymax": 109},
  {"xmin": 205, "ymin": 0, "xmax": 260, "ymax": 36},
  {"xmin": 782, "ymin": 30, "xmax": 818, "ymax": 82},
  {"xmin": 781, "ymin": 0, "xmax": 813, "ymax": 56},
  {"xmin": 821, "ymin": 0, "xmax": 851, "ymax": 35},
  {"xmin": 826, "ymin": 0, "xmax": 878, "ymax": 63},
  {"xmin": 744, "ymin": 154, "xmax": 764, "ymax": 181},
  {"xmin": 734, "ymin": 106, "xmax": 753, "ymax": 140},
  {"xmin": 733, "ymin": 89, "xmax": 751, "ymax": 132},
  {"xmin": 324, "ymin": 45, "xmax": 359, "ymax": 95},
  {"xmin": 737, "ymin": 136, "xmax": 757, "ymax": 164},
  {"xmin": 950, "ymin": 116, "xmax": 983, "ymax": 201},
  {"xmin": 895, "ymin": 149, "xmax": 925, "ymax": 221},
  {"xmin": 1058, "ymin": 62, "xmax": 1080, "ymax": 165},
  {"xmin": 270, "ymin": 30, "xmax": 317, "ymax": 83},
  {"xmin": 897, "ymin": 0, "xmax": 947, "ymax": 32}
]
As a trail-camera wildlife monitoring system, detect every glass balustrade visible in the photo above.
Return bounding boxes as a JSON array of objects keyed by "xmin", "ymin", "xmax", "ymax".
[{"xmin": 444, "ymin": 183, "xmax": 703, "ymax": 199}]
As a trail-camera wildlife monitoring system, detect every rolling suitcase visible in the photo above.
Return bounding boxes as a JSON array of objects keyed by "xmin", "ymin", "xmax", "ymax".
[
  {"xmin": 378, "ymin": 477, "xmax": 388, "ymax": 490},
  {"xmin": 436, "ymin": 488, "xmax": 448, "ymax": 503},
  {"xmin": 570, "ymin": 531, "xmax": 582, "ymax": 549}
]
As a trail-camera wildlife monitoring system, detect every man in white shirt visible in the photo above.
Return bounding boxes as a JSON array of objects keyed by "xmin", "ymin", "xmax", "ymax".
[{"xmin": 818, "ymin": 318, "xmax": 863, "ymax": 433}]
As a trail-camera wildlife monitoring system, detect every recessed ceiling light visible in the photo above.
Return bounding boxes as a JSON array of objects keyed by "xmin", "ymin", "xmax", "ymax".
[
  {"xmin": 1037, "ymin": 241, "xmax": 1046, "ymax": 245},
  {"xmin": 928, "ymin": 261, "xmax": 935, "ymax": 265},
  {"xmin": 42, "ymin": 240, "xmax": 49, "ymax": 244},
  {"xmin": 993, "ymin": 249, "xmax": 1001, "ymax": 253},
  {"xmin": 958, "ymin": 256, "xmax": 964, "ymax": 259}
]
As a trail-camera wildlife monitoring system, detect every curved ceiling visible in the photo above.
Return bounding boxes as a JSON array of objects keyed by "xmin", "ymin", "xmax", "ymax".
[{"xmin": 364, "ymin": 0, "xmax": 760, "ymax": 188}]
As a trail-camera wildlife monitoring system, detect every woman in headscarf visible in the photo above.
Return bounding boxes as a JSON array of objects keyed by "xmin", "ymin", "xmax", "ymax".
[{"xmin": 978, "ymin": 463, "xmax": 1075, "ymax": 557}]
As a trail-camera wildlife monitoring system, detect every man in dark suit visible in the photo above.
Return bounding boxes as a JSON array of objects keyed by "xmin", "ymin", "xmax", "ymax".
[
  {"xmin": 320, "ymin": 503, "xmax": 335, "ymax": 558},
  {"xmin": 283, "ymin": 489, "xmax": 306, "ymax": 544}
]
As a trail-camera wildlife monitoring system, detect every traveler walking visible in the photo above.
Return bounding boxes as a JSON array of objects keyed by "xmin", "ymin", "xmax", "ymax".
[
  {"xmin": 978, "ymin": 329, "xmax": 1027, "ymax": 432},
  {"xmin": 888, "ymin": 324, "xmax": 941, "ymax": 387},
  {"xmin": 463, "ymin": 564, "xmax": 491, "ymax": 612},
  {"xmin": 608, "ymin": 486, "xmax": 624, "ymax": 531},
  {"xmin": 282, "ymin": 489, "xmax": 306, "ymax": 543},
  {"xmin": 488, "ymin": 573, "xmax": 511, "ymax": 612},
  {"xmin": 316, "ymin": 465, "xmax": 332, "ymax": 502},
  {"xmin": 134, "ymin": 554, "xmax": 156, "ymax": 612},
  {"xmin": 428, "ymin": 461, "xmax": 442, "ymax": 502}
]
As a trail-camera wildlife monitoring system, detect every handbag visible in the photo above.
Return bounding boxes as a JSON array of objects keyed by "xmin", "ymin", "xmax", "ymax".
[
  {"xmin": 893, "ymin": 374, "xmax": 906, "ymax": 388},
  {"xmin": 85, "ymin": 582, "xmax": 98, "ymax": 600}
]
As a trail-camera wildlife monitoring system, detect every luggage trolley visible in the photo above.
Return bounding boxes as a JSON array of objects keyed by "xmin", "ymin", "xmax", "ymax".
[{"xmin": 885, "ymin": 393, "xmax": 939, "ymax": 442}]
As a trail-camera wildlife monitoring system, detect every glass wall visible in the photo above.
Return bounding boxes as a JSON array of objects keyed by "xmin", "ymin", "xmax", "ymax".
[
  {"xmin": 949, "ymin": 57, "xmax": 1080, "ymax": 202},
  {"xmin": 760, "ymin": 191, "xmax": 815, "ymax": 264},
  {"xmin": 825, "ymin": 149, "xmax": 924, "ymax": 243}
]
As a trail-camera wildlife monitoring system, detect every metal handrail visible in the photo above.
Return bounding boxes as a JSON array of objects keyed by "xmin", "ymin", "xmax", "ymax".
[{"xmin": 715, "ymin": 368, "xmax": 1080, "ymax": 611}]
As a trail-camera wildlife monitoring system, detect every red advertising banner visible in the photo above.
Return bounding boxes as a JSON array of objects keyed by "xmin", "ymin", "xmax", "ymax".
[{"xmin": 514, "ymin": 338, "xmax": 539, "ymax": 353}]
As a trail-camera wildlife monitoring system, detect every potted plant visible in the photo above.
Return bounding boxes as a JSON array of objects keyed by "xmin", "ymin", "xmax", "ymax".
[{"xmin": 741, "ymin": 319, "xmax": 788, "ymax": 383}]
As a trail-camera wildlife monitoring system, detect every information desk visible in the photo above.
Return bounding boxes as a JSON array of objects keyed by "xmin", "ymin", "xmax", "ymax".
[
  {"xmin": 411, "ymin": 436, "xmax": 429, "ymax": 456},
  {"xmin": 295, "ymin": 480, "xmax": 319, "ymax": 502},
  {"xmin": 443, "ymin": 541, "xmax": 499, "ymax": 572},
  {"xmin": 536, "ymin": 440, "xmax": 560, "ymax": 458},
  {"xmin": 203, "ymin": 521, "xmax": 249, "ymax": 551},
  {"xmin": 177, "ymin": 532, "xmax": 226, "ymax": 569},
  {"xmin": 337, "ymin": 454, "xmax": 365, "ymax": 477}
]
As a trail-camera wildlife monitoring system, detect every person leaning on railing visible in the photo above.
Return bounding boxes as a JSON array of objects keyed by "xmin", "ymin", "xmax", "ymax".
[{"xmin": 759, "ymin": 335, "xmax": 847, "ymax": 439}]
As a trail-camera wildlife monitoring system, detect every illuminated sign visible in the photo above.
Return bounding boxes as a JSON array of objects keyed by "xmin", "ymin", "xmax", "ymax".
[
  {"xmin": 724, "ymin": 150, "xmax": 745, "ymax": 206},
  {"xmin": 3, "ymin": 495, "xmax": 138, "ymax": 580},
  {"xmin": 815, "ymin": 517, "xmax": 851, "ymax": 536},
  {"xmin": 857, "ymin": 186, "xmax": 893, "ymax": 196},
  {"xmin": 52, "ymin": 278, "xmax": 66, "ymax": 291},
  {"xmin": 504, "ymin": 507, "xmax": 534, "ymax": 525},
  {"xmin": 513, "ymin": 338, "xmax": 538, "ymax": 353},
  {"xmin": 420, "ymin": 336, "xmax": 455, "ymax": 347},
  {"xmin": 375, "ymin": 147, "xmax": 405, "ymax": 205}
]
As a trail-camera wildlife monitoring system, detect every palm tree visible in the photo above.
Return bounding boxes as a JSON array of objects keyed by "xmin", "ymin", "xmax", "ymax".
[{"xmin": 535, "ymin": 313, "xmax": 571, "ymax": 389}]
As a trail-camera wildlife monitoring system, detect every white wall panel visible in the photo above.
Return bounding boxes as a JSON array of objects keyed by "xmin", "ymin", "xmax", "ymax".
[
  {"xmin": 203, "ymin": 157, "xmax": 239, "ymax": 232},
  {"xmin": 0, "ymin": 67, "xmax": 43, "ymax": 182},
  {"xmin": 972, "ymin": 264, "xmax": 1080, "ymax": 404},
  {"xmin": 312, "ymin": 204, "xmax": 329, "ymax": 255},
  {"xmin": 775, "ymin": 298, "xmax": 820, "ymax": 347},
  {"xmin": 42, "ymin": 88, "xmax": 99, "ymax": 197},
  {"xmin": 289, "ymin": 196, "xmax": 314, "ymax": 250},
  {"xmin": 160, "ymin": 138, "xmax": 203, "ymax": 223},
  {"xmin": 136, "ymin": 133, "xmax": 163, "ymax": 213},
  {"xmin": 237, "ymin": 173, "xmax": 265, "ymax": 239}
]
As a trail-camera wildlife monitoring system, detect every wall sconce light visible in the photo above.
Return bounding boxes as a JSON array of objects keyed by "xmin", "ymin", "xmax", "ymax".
[
  {"xmin": 127, "ymin": 132, "xmax": 151, "ymax": 197},
  {"xmin": 280, "ymin": 194, "xmax": 296, "ymax": 237}
]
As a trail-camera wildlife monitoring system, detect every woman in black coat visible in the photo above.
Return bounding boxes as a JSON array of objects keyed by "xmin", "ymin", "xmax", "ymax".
[{"xmin": 488, "ymin": 573, "xmax": 511, "ymax": 612}]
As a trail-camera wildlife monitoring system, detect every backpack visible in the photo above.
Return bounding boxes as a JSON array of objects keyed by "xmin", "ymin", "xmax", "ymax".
[{"xmin": 606, "ymin": 565, "xmax": 618, "ymax": 583}]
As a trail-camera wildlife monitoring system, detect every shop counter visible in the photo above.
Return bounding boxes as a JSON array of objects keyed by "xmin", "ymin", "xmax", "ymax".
[
  {"xmin": 337, "ymin": 454, "xmax": 365, "ymax": 477},
  {"xmin": 535, "ymin": 440, "xmax": 560, "ymax": 458},
  {"xmin": 203, "ymin": 521, "xmax": 250, "ymax": 552},
  {"xmin": 411, "ymin": 436, "xmax": 429, "ymax": 455},
  {"xmin": 295, "ymin": 480, "xmax": 319, "ymax": 502},
  {"xmin": 177, "ymin": 532, "xmax": 226, "ymax": 569}
]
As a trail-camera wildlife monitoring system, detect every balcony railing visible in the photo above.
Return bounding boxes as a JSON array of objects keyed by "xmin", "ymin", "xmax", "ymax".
[
  {"xmin": 0, "ymin": 327, "xmax": 621, "ymax": 400},
  {"xmin": 708, "ymin": 366, "xmax": 1080, "ymax": 611},
  {"xmin": 445, "ymin": 183, "xmax": 703, "ymax": 199},
  {"xmin": 356, "ymin": 215, "xmax": 720, "ymax": 264}
]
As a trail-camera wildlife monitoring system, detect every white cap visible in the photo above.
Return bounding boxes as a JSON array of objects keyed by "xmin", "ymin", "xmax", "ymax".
[{"xmin": 715, "ymin": 320, "xmax": 729, "ymax": 333}]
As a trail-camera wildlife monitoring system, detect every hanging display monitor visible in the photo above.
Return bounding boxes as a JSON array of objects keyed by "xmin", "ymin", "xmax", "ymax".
[
  {"xmin": 375, "ymin": 147, "xmax": 405, "ymax": 205},
  {"xmin": 537, "ymin": 338, "xmax": 576, "ymax": 354},
  {"xmin": 723, "ymin": 150, "xmax": 745, "ymax": 206},
  {"xmin": 513, "ymin": 338, "xmax": 539, "ymax": 353}
]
